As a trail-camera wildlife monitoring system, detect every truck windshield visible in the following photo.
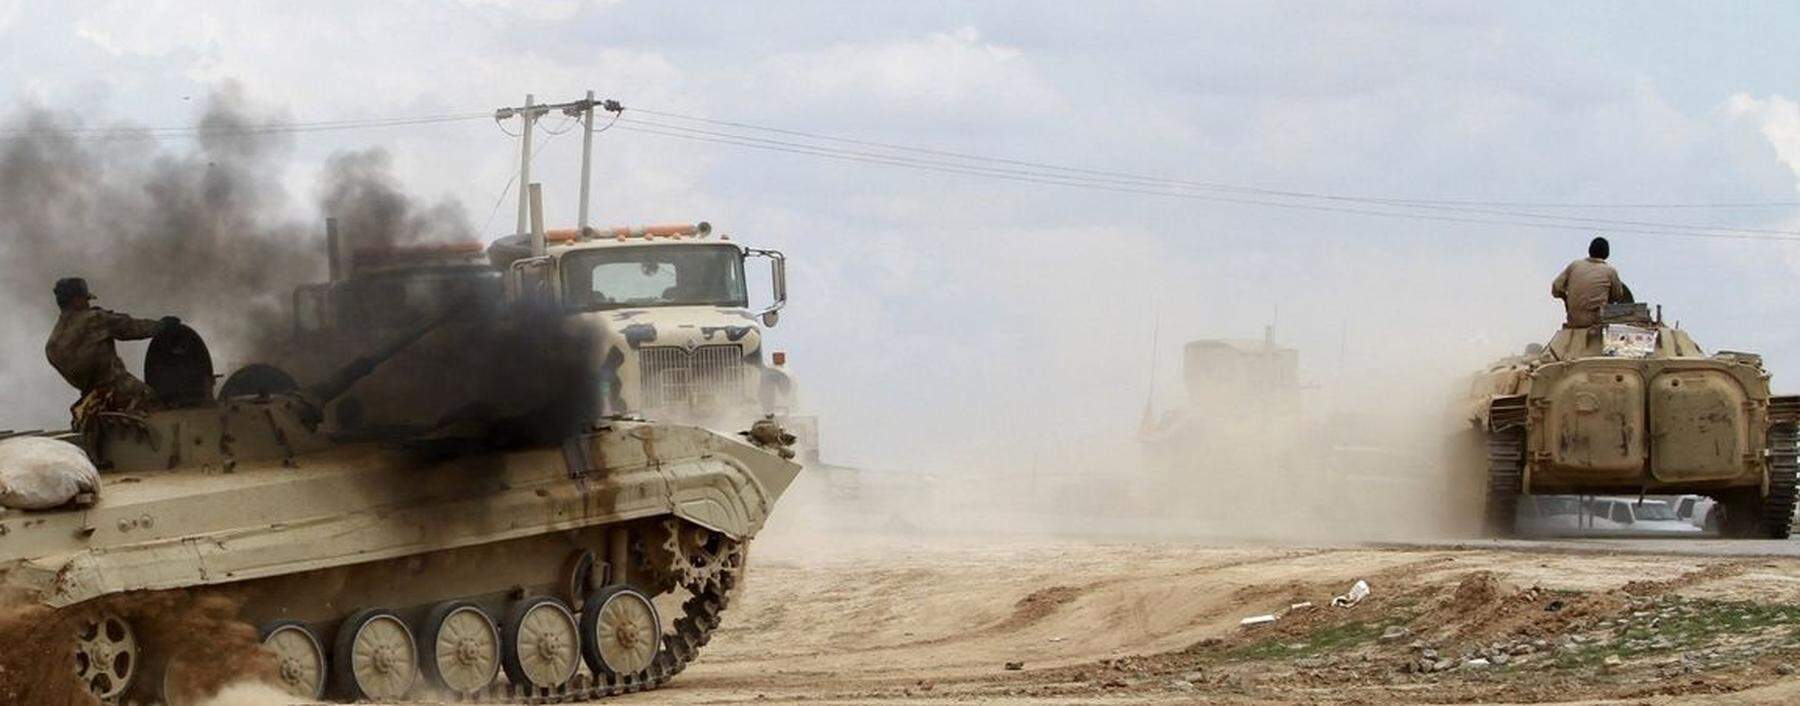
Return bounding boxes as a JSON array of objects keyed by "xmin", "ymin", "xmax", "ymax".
[{"xmin": 561, "ymin": 244, "xmax": 746, "ymax": 310}]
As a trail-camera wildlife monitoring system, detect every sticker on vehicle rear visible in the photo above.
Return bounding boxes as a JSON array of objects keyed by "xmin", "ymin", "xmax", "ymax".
[{"xmin": 1602, "ymin": 324, "xmax": 1657, "ymax": 358}]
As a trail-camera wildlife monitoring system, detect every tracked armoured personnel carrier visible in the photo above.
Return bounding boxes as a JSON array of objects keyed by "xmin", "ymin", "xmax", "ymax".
[
  {"xmin": 1462, "ymin": 303, "xmax": 1798, "ymax": 538},
  {"xmin": 0, "ymin": 221, "xmax": 804, "ymax": 704}
]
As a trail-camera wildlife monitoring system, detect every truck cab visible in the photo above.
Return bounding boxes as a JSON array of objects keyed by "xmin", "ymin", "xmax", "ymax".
[{"xmin": 487, "ymin": 223, "xmax": 800, "ymax": 429}]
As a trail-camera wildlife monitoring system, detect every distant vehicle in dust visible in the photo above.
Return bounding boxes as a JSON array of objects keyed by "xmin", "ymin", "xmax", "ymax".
[{"xmin": 1140, "ymin": 329, "xmax": 1303, "ymax": 484}]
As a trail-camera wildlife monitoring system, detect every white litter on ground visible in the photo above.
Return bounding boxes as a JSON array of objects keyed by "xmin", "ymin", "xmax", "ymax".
[{"xmin": 1331, "ymin": 579, "xmax": 1371, "ymax": 608}]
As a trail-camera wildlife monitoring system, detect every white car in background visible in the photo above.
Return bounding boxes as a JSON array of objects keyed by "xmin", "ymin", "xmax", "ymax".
[
  {"xmin": 1671, "ymin": 494, "xmax": 1720, "ymax": 532},
  {"xmin": 1586, "ymin": 497, "xmax": 1703, "ymax": 534},
  {"xmin": 1516, "ymin": 495, "xmax": 1587, "ymax": 534}
]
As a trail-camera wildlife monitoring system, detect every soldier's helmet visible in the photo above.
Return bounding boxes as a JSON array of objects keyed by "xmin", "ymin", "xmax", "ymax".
[{"xmin": 53, "ymin": 277, "xmax": 93, "ymax": 308}]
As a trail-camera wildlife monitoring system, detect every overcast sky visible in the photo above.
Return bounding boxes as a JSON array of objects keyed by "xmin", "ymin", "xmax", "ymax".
[{"xmin": 3, "ymin": 1, "xmax": 1799, "ymax": 472}]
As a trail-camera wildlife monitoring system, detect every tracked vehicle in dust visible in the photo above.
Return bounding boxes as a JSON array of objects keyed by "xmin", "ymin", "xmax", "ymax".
[
  {"xmin": 0, "ymin": 220, "xmax": 804, "ymax": 704},
  {"xmin": 1462, "ymin": 303, "xmax": 1798, "ymax": 538}
]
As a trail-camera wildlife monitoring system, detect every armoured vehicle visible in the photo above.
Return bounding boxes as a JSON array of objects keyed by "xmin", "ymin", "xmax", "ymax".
[
  {"xmin": 1461, "ymin": 304, "xmax": 1798, "ymax": 538},
  {"xmin": 0, "ymin": 221, "xmax": 804, "ymax": 704},
  {"xmin": 1139, "ymin": 331, "xmax": 1307, "ymax": 509}
]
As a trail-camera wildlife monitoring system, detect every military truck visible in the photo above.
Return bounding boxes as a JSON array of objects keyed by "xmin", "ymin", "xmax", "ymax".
[
  {"xmin": 1462, "ymin": 303, "xmax": 1799, "ymax": 538},
  {"xmin": 287, "ymin": 221, "xmax": 808, "ymax": 447},
  {"xmin": 485, "ymin": 222, "xmax": 803, "ymax": 430}
]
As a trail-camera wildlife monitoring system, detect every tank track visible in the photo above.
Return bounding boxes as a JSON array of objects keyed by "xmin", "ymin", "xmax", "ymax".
[
  {"xmin": 110, "ymin": 547, "xmax": 741, "ymax": 705},
  {"xmin": 1762, "ymin": 414, "xmax": 1798, "ymax": 540},
  {"xmin": 452, "ymin": 566, "xmax": 735, "ymax": 703},
  {"xmin": 1484, "ymin": 396, "xmax": 1528, "ymax": 537}
]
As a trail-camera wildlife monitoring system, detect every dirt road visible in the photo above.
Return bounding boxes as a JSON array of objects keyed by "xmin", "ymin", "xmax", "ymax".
[{"xmin": 624, "ymin": 526, "xmax": 1800, "ymax": 705}]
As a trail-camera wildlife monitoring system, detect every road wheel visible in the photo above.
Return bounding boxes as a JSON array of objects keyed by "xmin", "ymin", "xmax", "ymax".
[
  {"xmin": 581, "ymin": 586, "xmax": 662, "ymax": 679},
  {"xmin": 260, "ymin": 621, "xmax": 327, "ymax": 701},
  {"xmin": 72, "ymin": 612, "xmax": 139, "ymax": 701},
  {"xmin": 333, "ymin": 608, "xmax": 418, "ymax": 701},
  {"xmin": 502, "ymin": 596, "xmax": 581, "ymax": 690},
  {"xmin": 421, "ymin": 601, "xmax": 501, "ymax": 695}
]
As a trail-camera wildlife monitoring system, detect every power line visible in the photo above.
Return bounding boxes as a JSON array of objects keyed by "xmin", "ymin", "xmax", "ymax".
[
  {"xmin": 626, "ymin": 105, "xmax": 1800, "ymax": 211},
  {"xmin": 610, "ymin": 122, "xmax": 1800, "ymax": 243},
  {"xmin": 4, "ymin": 98, "xmax": 1796, "ymax": 239},
  {"xmin": 610, "ymin": 116, "xmax": 1800, "ymax": 240}
]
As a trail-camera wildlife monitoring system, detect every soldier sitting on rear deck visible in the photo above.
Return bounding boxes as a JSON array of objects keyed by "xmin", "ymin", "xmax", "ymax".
[
  {"xmin": 44, "ymin": 277, "xmax": 179, "ymax": 428},
  {"xmin": 1552, "ymin": 237, "xmax": 1633, "ymax": 328}
]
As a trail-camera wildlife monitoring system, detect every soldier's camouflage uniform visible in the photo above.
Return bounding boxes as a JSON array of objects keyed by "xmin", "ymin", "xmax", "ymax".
[{"xmin": 45, "ymin": 308, "xmax": 163, "ymax": 429}]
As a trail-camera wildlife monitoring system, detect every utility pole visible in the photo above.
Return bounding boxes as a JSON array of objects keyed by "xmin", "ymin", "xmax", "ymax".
[
  {"xmin": 495, "ymin": 92, "xmax": 622, "ymax": 240},
  {"xmin": 573, "ymin": 90, "xmax": 595, "ymax": 237},
  {"xmin": 562, "ymin": 92, "xmax": 621, "ymax": 236},
  {"xmin": 494, "ymin": 94, "xmax": 549, "ymax": 239}
]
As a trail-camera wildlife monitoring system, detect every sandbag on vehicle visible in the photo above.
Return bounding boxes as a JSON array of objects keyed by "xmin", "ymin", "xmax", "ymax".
[{"xmin": 0, "ymin": 437, "xmax": 99, "ymax": 510}]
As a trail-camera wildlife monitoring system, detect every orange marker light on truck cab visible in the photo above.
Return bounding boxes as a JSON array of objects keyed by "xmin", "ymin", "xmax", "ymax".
[{"xmin": 772, "ymin": 351, "xmax": 787, "ymax": 366}]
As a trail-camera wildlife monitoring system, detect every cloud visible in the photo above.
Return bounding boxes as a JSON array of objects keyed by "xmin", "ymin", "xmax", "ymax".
[
  {"xmin": 757, "ymin": 26, "xmax": 1060, "ymax": 126},
  {"xmin": 457, "ymin": 0, "xmax": 596, "ymax": 22},
  {"xmin": 74, "ymin": 1, "xmax": 222, "ymax": 58},
  {"xmin": 1728, "ymin": 93, "xmax": 1800, "ymax": 192}
]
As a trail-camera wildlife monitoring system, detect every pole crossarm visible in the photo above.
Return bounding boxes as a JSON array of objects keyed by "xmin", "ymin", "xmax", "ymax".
[{"xmin": 492, "ymin": 92, "xmax": 624, "ymax": 239}]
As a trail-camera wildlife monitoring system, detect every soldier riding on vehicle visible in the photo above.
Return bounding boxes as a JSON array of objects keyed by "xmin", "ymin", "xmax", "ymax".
[
  {"xmin": 44, "ymin": 277, "xmax": 179, "ymax": 429},
  {"xmin": 1551, "ymin": 236, "xmax": 1633, "ymax": 328}
]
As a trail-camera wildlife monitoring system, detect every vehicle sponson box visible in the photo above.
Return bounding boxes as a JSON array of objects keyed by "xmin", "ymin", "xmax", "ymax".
[{"xmin": 1528, "ymin": 349, "xmax": 1768, "ymax": 491}]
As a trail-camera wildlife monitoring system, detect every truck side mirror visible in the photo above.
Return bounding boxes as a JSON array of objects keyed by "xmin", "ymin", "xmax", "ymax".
[
  {"xmin": 506, "ymin": 256, "xmax": 556, "ymax": 307},
  {"xmin": 746, "ymin": 248, "xmax": 787, "ymax": 327}
]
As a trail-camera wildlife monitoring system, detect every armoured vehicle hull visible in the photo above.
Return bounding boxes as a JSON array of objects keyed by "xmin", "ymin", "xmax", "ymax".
[
  {"xmin": 1462, "ymin": 308, "xmax": 1798, "ymax": 538},
  {"xmin": 1, "ymin": 297, "xmax": 800, "ymax": 705}
]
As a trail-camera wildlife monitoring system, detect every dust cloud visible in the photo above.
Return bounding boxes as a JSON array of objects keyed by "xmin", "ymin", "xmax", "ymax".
[
  {"xmin": 772, "ymin": 230, "xmax": 1547, "ymax": 547},
  {"xmin": 194, "ymin": 682, "xmax": 296, "ymax": 706},
  {"xmin": 0, "ymin": 589, "xmax": 274, "ymax": 706}
]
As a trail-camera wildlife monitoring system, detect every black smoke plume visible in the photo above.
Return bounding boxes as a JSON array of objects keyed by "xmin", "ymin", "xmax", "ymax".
[
  {"xmin": 0, "ymin": 88, "xmax": 600, "ymax": 437},
  {"xmin": 317, "ymin": 147, "xmax": 476, "ymax": 254},
  {"xmin": 0, "ymin": 88, "xmax": 316, "ymax": 425}
]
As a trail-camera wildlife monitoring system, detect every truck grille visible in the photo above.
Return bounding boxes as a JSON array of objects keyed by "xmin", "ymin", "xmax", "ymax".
[{"xmin": 639, "ymin": 345, "xmax": 748, "ymax": 410}]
